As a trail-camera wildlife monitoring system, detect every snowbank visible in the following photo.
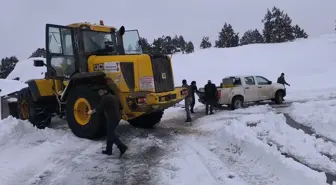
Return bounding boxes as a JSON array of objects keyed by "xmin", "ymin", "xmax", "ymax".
[
  {"xmin": 195, "ymin": 105, "xmax": 330, "ymax": 185},
  {"xmin": 172, "ymin": 34, "xmax": 336, "ymax": 101},
  {"xmin": 6, "ymin": 57, "xmax": 46, "ymax": 83},
  {"xmin": 157, "ymin": 105, "xmax": 331, "ymax": 185},
  {"xmin": 289, "ymin": 99, "xmax": 336, "ymax": 142}
]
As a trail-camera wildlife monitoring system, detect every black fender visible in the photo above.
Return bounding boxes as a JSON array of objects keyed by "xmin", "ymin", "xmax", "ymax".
[{"xmin": 61, "ymin": 71, "xmax": 120, "ymax": 101}]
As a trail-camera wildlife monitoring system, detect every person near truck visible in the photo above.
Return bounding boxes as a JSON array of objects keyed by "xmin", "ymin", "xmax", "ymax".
[
  {"xmin": 190, "ymin": 81, "xmax": 199, "ymax": 113},
  {"xmin": 182, "ymin": 79, "xmax": 193, "ymax": 122},
  {"xmin": 277, "ymin": 73, "xmax": 290, "ymax": 87},
  {"xmin": 87, "ymin": 88, "xmax": 128, "ymax": 157},
  {"xmin": 204, "ymin": 80, "xmax": 217, "ymax": 115}
]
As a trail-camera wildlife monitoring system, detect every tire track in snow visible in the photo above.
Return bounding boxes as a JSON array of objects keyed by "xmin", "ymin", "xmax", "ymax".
[{"xmin": 266, "ymin": 108, "xmax": 336, "ymax": 185}]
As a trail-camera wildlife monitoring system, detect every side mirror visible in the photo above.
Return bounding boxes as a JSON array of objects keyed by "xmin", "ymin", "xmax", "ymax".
[
  {"xmin": 268, "ymin": 81, "xmax": 272, "ymax": 84},
  {"xmin": 33, "ymin": 60, "xmax": 45, "ymax": 67},
  {"xmin": 118, "ymin": 26, "xmax": 125, "ymax": 36}
]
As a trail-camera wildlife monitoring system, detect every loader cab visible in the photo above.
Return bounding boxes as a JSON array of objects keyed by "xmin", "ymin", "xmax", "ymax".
[{"xmin": 42, "ymin": 21, "xmax": 143, "ymax": 80}]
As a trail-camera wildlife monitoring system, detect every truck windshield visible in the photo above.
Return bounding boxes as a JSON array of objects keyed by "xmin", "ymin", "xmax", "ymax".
[
  {"xmin": 123, "ymin": 30, "xmax": 143, "ymax": 54},
  {"xmin": 82, "ymin": 31, "xmax": 116, "ymax": 54}
]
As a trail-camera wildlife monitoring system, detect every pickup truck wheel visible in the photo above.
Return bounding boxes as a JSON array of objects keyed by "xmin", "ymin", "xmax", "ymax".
[
  {"xmin": 231, "ymin": 96, "xmax": 244, "ymax": 110},
  {"xmin": 274, "ymin": 91, "xmax": 284, "ymax": 104}
]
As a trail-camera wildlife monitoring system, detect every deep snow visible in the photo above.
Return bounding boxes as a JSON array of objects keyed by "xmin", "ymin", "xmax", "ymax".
[
  {"xmin": 172, "ymin": 34, "xmax": 336, "ymax": 102},
  {"xmin": 0, "ymin": 34, "xmax": 336, "ymax": 185}
]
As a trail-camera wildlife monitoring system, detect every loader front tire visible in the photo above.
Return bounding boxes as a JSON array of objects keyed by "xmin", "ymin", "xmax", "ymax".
[
  {"xmin": 66, "ymin": 84, "xmax": 106, "ymax": 139},
  {"xmin": 17, "ymin": 87, "xmax": 51, "ymax": 129},
  {"xmin": 129, "ymin": 110, "xmax": 164, "ymax": 128}
]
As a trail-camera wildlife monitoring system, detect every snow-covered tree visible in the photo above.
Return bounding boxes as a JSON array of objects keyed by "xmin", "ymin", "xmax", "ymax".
[
  {"xmin": 293, "ymin": 25, "xmax": 308, "ymax": 39},
  {"xmin": 29, "ymin": 48, "xmax": 46, "ymax": 58},
  {"xmin": 0, "ymin": 56, "xmax": 19, "ymax": 78},
  {"xmin": 215, "ymin": 23, "xmax": 239, "ymax": 48},
  {"xmin": 185, "ymin": 41, "xmax": 194, "ymax": 54},
  {"xmin": 262, "ymin": 6, "xmax": 296, "ymax": 43},
  {"xmin": 200, "ymin": 36, "xmax": 212, "ymax": 49},
  {"xmin": 240, "ymin": 29, "xmax": 264, "ymax": 45}
]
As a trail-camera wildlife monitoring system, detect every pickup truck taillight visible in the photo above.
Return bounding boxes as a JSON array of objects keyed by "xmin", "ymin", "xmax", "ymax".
[{"xmin": 217, "ymin": 90, "xmax": 221, "ymax": 98}]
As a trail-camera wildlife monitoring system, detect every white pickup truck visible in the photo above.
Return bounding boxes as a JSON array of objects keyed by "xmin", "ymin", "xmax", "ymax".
[{"xmin": 197, "ymin": 75, "xmax": 286, "ymax": 110}]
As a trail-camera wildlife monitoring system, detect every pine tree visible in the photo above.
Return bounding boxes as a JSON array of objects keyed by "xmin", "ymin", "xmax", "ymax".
[
  {"xmin": 200, "ymin": 36, "xmax": 212, "ymax": 49},
  {"xmin": 185, "ymin": 41, "xmax": 194, "ymax": 54},
  {"xmin": 240, "ymin": 29, "xmax": 264, "ymax": 45},
  {"xmin": 139, "ymin": 37, "xmax": 151, "ymax": 54},
  {"xmin": 0, "ymin": 56, "xmax": 19, "ymax": 78},
  {"xmin": 152, "ymin": 37, "xmax": 165, "ymax": 54},
  {"xmin": 262, "ymin": 8, "xmax": 273, "ymax": 43},
  {"xmin": 262, "ymin": 6, "xmax": 296, "ymax": 43},
  {"xmin": 293, "ymin": 25, "xmax": 308, "ymax": 39},
  {"xmin": 29, "ymin": 48, "xmax": 46, "ymax": 58},
  {"xmin": 215, "ymin": 23, "xmax": 239, "ymax": 48},
  {"xmin": 172, "ymin": 35, "xmax": 180, "ymax": 53},
  {"xmin": 163, "ymin": 36, "xmax": 175, "ymax": 55},
  {"xmin": 178, "ymin": 36, "xmax": 186, "ymax": 53}
]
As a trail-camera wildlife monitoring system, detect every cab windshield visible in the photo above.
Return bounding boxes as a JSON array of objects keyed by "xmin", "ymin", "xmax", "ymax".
[
  {"xmin": 82, "ymin": 31, "xmax": 116, "ymax": 55},
  {"xmin": 82, "ymin": 30, "xmax": 143, "ymax": 55}
]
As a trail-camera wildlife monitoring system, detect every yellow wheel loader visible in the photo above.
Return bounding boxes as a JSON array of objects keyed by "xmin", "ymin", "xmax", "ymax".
[{"xmin": 14, "ymin": 21, "xmax": 188, "ymax": 139}]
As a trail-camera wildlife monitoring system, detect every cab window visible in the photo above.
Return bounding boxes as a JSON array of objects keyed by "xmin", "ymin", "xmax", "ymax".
[
  {"xmin": 244, "ymin": 76, "xmax": 255, "ymax": 85},
  {"xmin": 256, "ymin": 76, "xmax": 270, "ymax": 85},
  {"xmin": 82, "ymin": 31, "xmax": 115, "ymax": 54},
  {"xmin": 48, "ymin": 27, "xmax": 76, "ymax": 78}
]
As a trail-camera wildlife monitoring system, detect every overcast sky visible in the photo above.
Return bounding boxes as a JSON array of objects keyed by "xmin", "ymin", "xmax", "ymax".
[{"xmin": 1, "ymin": 0, "xmax": 335, "ymax": 60}]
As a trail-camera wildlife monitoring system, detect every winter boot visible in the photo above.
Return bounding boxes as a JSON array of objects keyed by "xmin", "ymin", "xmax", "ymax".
[
  {"xmin": 185, "ymin": 116, "xmax": 192, "ymax": 122},
  {"xmin": 102, "ymin": 150, "xmax": 112, "ymax": 156},
  {"xmin": 118, "ymin": 145, "xmax": 128, "ymax": 158}
]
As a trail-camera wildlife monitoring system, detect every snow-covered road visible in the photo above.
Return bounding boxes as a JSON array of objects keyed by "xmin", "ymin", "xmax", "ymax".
[{"xmin": 2, "ymin": 98, "xmax": 336, "ymax": 185}]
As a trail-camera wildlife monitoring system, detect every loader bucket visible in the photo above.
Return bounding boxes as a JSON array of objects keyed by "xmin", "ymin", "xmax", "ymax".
[{"xmin": 0, "ymin": 96, "xmax": 19, "ymax": 119}]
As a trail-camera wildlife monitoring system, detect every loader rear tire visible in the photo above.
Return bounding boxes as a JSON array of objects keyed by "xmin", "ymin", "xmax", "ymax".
[
  {"xmin": 129, "ymin": 110, "xmax": 164, "ymax": 128},
  {"xmin": 17, "ymin": 87, "xmax": 51, "ymax": 129},
  {"xmin": 66, "ymin": 84, "xmax": 106, "ymax": 139}
]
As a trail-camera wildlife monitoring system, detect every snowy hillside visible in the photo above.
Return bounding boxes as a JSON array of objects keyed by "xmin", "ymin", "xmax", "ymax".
[
  {"xmin": 1, "ymin": 34, "xmax": 336, "ymax": 185},
  {"xmin": 172, "ymin": 34, "xmax": 336, "ymax": 101}
]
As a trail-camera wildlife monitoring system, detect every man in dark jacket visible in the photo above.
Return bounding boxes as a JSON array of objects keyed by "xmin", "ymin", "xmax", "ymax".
[
  {"xmin": 190, "ymin": 81, "xmax": 199, "ymax": 113},
  {"xmin": 182, "ymin": 79, "xmax": 193, "ymax": 122},
  {"xmin": 204, "ymin": 80, "xmax": 217, "ymax": 115},
  {"xmin": 277, "ymin": 73, "xmax": 290, "ymax": 87},
  {"xmin": 88, "ymin": 89, "xmax": 128, "ymax": 157}
]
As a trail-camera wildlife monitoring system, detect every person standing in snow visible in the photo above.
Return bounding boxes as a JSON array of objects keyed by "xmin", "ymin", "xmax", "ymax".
[
  {"xmin": 277, "ymin": 73, "xmax": 290, "ymax": 87},
  {"xmin": 204, "ymin": 80, "xmax": 217, "ymax": 115},
  {"xmin": 182, "ymin": 79, "xmax": 193, "ymax": 122},
  {"xmin": 190, "ymin": 81, "xmax": 199, "ymax": 113},
  {"xmin": 87, "ymin": 88, "xmax": 128, "ymax": 157}
]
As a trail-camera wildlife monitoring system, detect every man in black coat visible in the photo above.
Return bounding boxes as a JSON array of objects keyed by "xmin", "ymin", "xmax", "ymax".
[
  {"xmin": 88, "ymin": 89, "xmax": 128, "ymax": 157},
  {"xmin": 277, "ymin": 73, "xmax": 290, "ymax": 87},
  {"xmin": 204, "ymin": 80, "xmax": 217, "ymax": 115},
  {"xmin": 190, "ymin": 81, "xmax": 199, "ymax": 113}
]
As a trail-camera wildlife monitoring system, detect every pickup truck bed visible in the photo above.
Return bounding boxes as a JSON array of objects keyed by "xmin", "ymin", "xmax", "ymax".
[{"xmin": 196, "ymin": 87, "xmax": 222, "ymax": 108}]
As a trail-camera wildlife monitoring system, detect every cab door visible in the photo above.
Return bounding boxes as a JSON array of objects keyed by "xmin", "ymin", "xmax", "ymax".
[
  {"xmin": 255, "ymin": 76, "xmax": 272, "ymax": 100},
  {"xmin": 242, "ymin": 76, "xmax": 259, "ymax": 102},
  {"xmin": 46, "ymin": 24, "xmax": 77, "ymax": 80}
]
